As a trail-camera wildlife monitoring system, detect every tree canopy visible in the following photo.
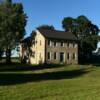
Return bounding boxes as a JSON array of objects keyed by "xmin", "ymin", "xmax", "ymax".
[
  {"xmin": 0, "ymin": 0, "xmax": 27, "ymax": 62},
  {"xmin": 36, "ymin": 25, "xmax": 55, "ymax": 30},
  {"xmin": 62, "ymin": 15, "xmax": 100, "ymax": 62}
]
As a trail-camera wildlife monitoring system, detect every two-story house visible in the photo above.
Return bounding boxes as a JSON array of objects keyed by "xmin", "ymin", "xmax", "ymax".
[{"xmin": 20, "ymin": 29, "xmax": 78, "ymax": 64}]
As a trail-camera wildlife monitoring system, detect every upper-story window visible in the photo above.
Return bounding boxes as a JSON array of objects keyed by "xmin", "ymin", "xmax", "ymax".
[
  {"xmin": 67, "ymin": 42, "xmax": 69, "ymax": 48},
  {"xmin": 48, "ymin": 40, "xmax": 51, "ymax": 46},
  {"xmin": 73, "ymin": 43, "xmax": 75, "ymax": 48},
  {"xmin": 61, "ymin": 42, "xmax": 64, "ymax": 47},
  {"xmin": 54, "ymin": 41, "xmax": 57, "ymax": 47}
]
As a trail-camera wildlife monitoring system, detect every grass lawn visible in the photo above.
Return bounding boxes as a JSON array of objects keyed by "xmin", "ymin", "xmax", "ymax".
[{"xmin": 0, "ymin": 64, "xmax": 100, "ymax": 100}]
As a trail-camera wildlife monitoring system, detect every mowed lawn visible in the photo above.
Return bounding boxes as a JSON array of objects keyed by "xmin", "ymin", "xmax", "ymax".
[{"xmin": 0, "ymin": 64, "xmax": 100, "ymax": 100}]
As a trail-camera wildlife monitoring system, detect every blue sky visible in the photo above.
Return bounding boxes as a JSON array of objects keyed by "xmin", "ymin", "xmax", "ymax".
[{"xmin": 13, "ymin": 0, "xmax": 100, "ymax": 47}]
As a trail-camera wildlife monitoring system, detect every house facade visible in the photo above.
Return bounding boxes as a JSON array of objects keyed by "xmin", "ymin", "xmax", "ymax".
[{"xmin": 20, "ymin": 29, "xmax": 78, "ymax": 64}]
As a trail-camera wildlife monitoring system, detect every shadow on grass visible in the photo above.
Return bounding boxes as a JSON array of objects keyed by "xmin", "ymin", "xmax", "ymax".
[
  {"xmin": 92, "ymin": 63, "xmax": 100, "ymax": 67},
  {"xmin": 0, "ymin": 69, "xmax": 90, "ymax": 86},
  {"xmin": 0, "ymin": 63, "xmax": 64, "ymax": 72}
]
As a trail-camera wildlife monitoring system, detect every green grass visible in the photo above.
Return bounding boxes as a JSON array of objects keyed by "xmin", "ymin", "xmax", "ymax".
[{"xmin": 0, "ymin": 64, "xmax": 100, "ymax": 100}]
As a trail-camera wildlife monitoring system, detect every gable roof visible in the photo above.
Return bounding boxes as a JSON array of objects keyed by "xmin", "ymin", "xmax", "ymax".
[{"xmin": 38, "ymin": 29, "xmax": 77, "ymax": 41}]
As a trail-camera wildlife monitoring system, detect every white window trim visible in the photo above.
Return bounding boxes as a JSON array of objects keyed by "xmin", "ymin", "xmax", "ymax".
[
  {"xmin": 75, "ymin": 53, "xmax": 77, "ymax": 60},
  {"xmin": 61, "ymin": 42, "xmax": 64, "ymax": 47}
]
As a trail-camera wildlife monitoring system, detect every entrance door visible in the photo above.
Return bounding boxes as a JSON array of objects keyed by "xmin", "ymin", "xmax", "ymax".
[{"xmin": 60, "ymin": 52, "xmax": 64, "ymax": 62}]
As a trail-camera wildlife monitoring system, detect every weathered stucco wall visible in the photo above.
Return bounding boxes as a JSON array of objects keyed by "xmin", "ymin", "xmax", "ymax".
[
  {"xmin": 45, "ymin": 39, "xmax": 78, "ymax": 64},
  {"xmin": 30, "ymin": 30, "xmax": 45, "ymax": 64}
]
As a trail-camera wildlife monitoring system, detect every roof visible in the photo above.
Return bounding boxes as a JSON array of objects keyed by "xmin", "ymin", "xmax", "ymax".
[
  {"xmin": 38, "ymin": 29, "xmax": 77, "ymax": 41},
  {"xmin": 20, "ymin": 36, "xmax": 31, "ymax": 43}
]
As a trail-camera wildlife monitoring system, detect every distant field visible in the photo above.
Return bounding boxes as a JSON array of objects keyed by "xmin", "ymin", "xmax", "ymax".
[{"xmin": 0, "ymin": 64, "xmax": 100, "ymax": 100}]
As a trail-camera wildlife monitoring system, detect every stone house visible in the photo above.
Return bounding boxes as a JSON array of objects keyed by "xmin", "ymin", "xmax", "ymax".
[{"xmin": 20, "ymin": 29, "xmax": 78, "ymax": 64}]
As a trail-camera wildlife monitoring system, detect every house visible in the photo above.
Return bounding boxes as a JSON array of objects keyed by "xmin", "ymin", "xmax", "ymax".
[
  {"xmin": 20, "ymin": 29, "xmax": 78, "ymax": 64},
  {"xmin": 19, "ymin": 37, "xmax": 31, "ymax": 63}
]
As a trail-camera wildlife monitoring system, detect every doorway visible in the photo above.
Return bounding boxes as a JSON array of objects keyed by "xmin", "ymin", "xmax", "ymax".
[{"xmin": 60, "ymin": 52, "xmax": 64, "ymax": 62}]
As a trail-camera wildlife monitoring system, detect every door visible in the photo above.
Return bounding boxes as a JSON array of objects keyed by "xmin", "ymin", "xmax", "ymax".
[{"xmin": 60, "ymin": 52, "xmax": 64, "ymax": 62}]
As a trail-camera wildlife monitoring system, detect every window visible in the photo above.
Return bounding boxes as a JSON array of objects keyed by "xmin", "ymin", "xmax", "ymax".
[
  {"xmin": 48, "ymin": 40, "xmax": 51, "ymax": 46},
  {"xmin": 54, "ymin": 52, "xmax": 57, "ymax": 60},
  {"xmin": 40, "ymin": 53, "xmax": 41, "ymax": 58},
  {"xmin": 47, "ymin": 52, "xmax": 51, "ymax": 60},
  {"xmin": 32, "ymin": 52, "xmax": 35, "ymax": 58},
  {"xmin": 61, "ymin": 42, "xmax": 64, "ymax": 47},
  {"xmin": 67, "ymin": 53, "xmax": 69, "ymax": 60},
  {"xmin": 60, "ymin": 52, "xmax": 64, "ymax": 62},
  {"xmin": 67, "ymin": 43, "xmax": 69, "ymax": 48},
  {"xmin": 72, "ymin": 53, "xmax": 75, "ymax": 59},
  {"xmin": 54, "ymin": 41, "xmax": 57, "ymax": 46}
]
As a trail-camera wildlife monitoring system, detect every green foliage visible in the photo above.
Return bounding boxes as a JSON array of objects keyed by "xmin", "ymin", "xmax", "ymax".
[
  {"xmin": 0, "ymin": 0, "xmax": 27, "ymax": 49},
  {"xmin": 62, "ymin": 17, "xmax": 76, "ymax": 32},
  {"xmin": 62, "ymin": 15, "xmax": 99, "ymax": 60},
  {"xmin": 0, "ymin": 0, "xmax": 27, "ymax": 62},
  {"xmin": 31, "ymin": 30, "xmax": 36, "ymax": 40},
  {"xmin": 37, "ymin": 24, "xmax": 55, "ymax": 30}
]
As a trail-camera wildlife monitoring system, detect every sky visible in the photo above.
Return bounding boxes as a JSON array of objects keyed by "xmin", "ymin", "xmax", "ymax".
[{"xmin": 13, "ymin": 0, "xmax": 100, "ymax": 47}]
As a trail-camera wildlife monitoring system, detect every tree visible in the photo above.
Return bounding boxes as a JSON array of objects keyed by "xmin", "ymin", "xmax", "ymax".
[
  {"xmin": 0, "ymin": 0, "xmax": 27, "ymax": 63},
  {"xmin": 37, "ymin": 25, "xmax": 55, "ymax": 30},
  {"xmin": 62, "ymin": 15, "xmax": 99, "ymax": 62},
  {"xmin": 62, "ymin": 17, "xmax": 76, "ymax": 32}
]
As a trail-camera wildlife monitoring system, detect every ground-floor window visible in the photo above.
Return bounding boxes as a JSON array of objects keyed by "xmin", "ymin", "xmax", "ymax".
[
  {"xmin": 54, "ymin": 52, "xmax": 57, "ymax": 60},
  {"xmin": 39, "ymin": 53, "xmax": 41, "ymax": 59},
  {"xmin": 72, "ymin": 53, "xmax": 75, "ymax": 59},
  {"xmin": 32, "ymin": 52, "xmax": 35, "ymax": 58},
  {"xmin": 67, "ymin": 53, "xmax": 69, "ymax": 60},
  {"xmin": 47, "ymin": 52, "xmax": 51, "ymax": 60}
]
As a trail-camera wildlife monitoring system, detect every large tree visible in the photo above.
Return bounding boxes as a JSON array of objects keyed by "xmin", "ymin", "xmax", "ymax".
[
  {"xmin": 62, "ymin": 15, "xmax": 99, "ymax": 62},
  {"xmin": 0, "ymin": 0, "xmax": 27, "ymax": 63}
]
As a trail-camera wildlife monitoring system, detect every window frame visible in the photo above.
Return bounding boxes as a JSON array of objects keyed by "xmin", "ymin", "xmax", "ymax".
[
  {"xmin": 61, "ymin": 42, "xmax": 64, "ymax": 47},
  {"xmin": 67, "ymin": 53, "xmax": 69, "ymax": 60},
  {"xmin": 48, "ymin": 40, "xmax": 51, "ymax": 46},
  {"xmin": 54, "ymin": 41, "xmax": 57, "ymax": 47}
]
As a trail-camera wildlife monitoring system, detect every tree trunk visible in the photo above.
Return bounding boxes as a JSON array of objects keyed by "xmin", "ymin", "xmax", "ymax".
[{"xmin": 6, "ymin": 49, "xmax": 11, "ymax": 64}]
